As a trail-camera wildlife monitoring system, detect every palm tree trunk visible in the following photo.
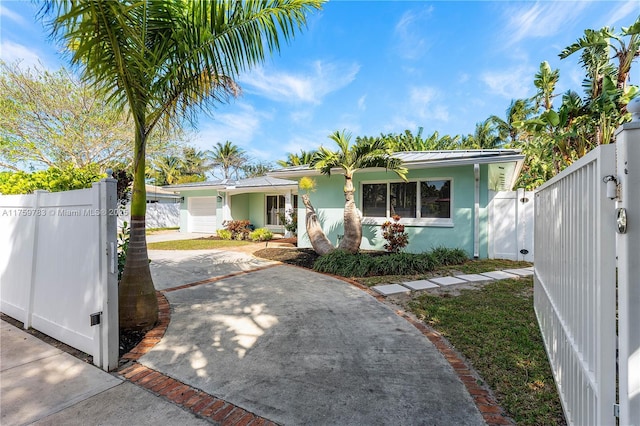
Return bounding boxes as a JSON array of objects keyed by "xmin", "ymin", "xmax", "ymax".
[
  {"xmin": 301, "ymin": 194, "xmax": 334, "ymax": 255},
  {"xmin": 119, "ymin": 129, "xmax": 158, "ymax": 332},
  {"xmin": 338, "ymin": 176, "xmax": 361, "ymax": 253}
]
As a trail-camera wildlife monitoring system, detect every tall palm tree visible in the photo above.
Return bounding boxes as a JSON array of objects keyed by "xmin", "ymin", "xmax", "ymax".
[
  {"xmin": 489, "ymin": 99, "xmax": 536, "ymax": 145},
  {"xmin": 152, "ymin": 155, "xmax": 182, "ymax": 185},
  {"xmin": 42, "ymin": 0, "xmax": 323, "ymax": 331},
  {"xmin": 208, "ymin": 141, "xmax": 248, "ymax": 180},
  {"xmin": 309, "ymin": 130, "xmax": 407, "ymax": 254}
]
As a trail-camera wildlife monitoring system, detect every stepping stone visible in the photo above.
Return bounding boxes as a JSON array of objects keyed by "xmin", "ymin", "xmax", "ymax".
[
  {"xmin": 372, "ymin": 284, "xmax": 411, "ymax": 296},
  {"xmin": 503, "ymin": 268, "xmax": 534, "ymax": 277},
  {"xmin": 429, "ymin": 276, "xmax": 467, "ymax": 286},
  {"xmin": 479, "ymin": 271, "xmax": 519, "ymax": 280},
  {"xmin": 456, "ymin": 274, "xmax": 493, "ymax": 283},
  {"xmin": 403, "ymin": 280, "xmax": 439, "ymax": 291}
]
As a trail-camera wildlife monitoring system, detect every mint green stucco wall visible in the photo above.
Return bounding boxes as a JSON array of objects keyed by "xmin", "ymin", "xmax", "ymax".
[
  {"xmin": 248, "ymin": 193, "xmax": 265, "ymax": 227},
  {"xmin": 296, "ymin": 164, "xmax": 492, "ymax": 258},
  {"xmin": 230, "ymin": 193, "xmax": 249, "ymax": 221},
  {"xmin": 178, "ymin": 189, "xmax": 220, "ymax": 232}
]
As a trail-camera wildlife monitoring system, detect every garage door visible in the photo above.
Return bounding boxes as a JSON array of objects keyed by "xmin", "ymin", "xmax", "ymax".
[{"xmin": 188, "ymin": 197, "xmax": 217, "ymax": 233}]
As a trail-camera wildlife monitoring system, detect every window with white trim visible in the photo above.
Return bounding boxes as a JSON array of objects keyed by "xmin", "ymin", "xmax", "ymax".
[{"xmin": 361, "ymin": 179, "xmax": 452, "ymax": 223}]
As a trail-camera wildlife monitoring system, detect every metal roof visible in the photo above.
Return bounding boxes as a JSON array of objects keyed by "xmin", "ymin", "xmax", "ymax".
[{"xmin": 163, "ymin": 176, "xmax": 296, "ymax": 192}]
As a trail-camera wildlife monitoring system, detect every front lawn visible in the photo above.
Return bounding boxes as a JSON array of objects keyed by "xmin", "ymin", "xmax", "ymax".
[{"xmin": 147, "ymin": 238, "xmax": 252, "ymax": 250}]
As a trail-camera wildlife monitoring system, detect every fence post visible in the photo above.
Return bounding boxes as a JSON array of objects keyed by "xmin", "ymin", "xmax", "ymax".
[
  {"xmin": 24, "ymin": 190, "xmax": 47, "ymax": 329},
  {"xmin": 615, "ymin": 98, "xmax": 640, "ymax": 424},
  {"xmin": 96, "ymin": 173, "xmax": 119, "ymax": 371}
]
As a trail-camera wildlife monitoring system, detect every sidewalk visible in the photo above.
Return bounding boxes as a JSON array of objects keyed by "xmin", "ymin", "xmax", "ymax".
[{"xmin": 0, "ymin": 319, "xmax": 207, "ymax": 426}]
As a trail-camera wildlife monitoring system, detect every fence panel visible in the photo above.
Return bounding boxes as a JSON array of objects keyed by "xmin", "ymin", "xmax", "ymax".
[
  {"xmin": 534, "ymin": 144, "xmax": 617, "ymax": 425},
  {"xmin": 0, "ymin": 178, "xmax": 118, "ymax": 371},
  {"xmin": 488, "ymin": 188, "xmax": 534, "ymax": 262}
]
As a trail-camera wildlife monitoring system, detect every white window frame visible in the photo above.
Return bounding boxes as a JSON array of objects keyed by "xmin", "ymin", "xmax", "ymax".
[
  {"xmin": 360, "ymin": 178, "xmax": 454, "ymax": 227},
  {"xmin": 265, "ymin": 193, "xmax": 286, "ymax": 227}
]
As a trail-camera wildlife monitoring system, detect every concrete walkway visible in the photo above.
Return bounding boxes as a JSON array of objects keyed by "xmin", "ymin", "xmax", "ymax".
[
  {"xmin": 0, "ymin": 320, "xmax": 207, "ymax": 426},
  {"xmin": 142, "ymin": 249, "xmax": 487, "ymax": 425}
]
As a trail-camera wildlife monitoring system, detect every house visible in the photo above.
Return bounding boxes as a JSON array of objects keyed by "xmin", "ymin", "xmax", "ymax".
[
  {"xmin": 165, "ymin": 176, "xmax": 298, "ymax": 234},
  {"xmin": 166, "ymin": 149, "xmax": 526, "ymax": 259},
  {"xmin": 268, "ymin": 150, "xmax": 525, "ymax": 258}
]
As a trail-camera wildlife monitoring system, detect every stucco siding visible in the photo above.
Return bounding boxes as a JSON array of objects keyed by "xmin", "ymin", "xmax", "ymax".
[{"xmin": 296, "ymin": 165, "xmax": 493, "ymax": 257}]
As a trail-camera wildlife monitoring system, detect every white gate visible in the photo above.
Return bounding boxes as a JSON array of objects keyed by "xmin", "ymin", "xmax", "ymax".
[
  {"xmin": 0, "ymin": 177, "xmax": 119, "ymax": 371},
  {"xmin": 534, "ymin": 117, "xmax": 640, "ymax": 425},
  {"xmin": 488, "ymin": 188, "xmax": 534, "ymax": 262}
]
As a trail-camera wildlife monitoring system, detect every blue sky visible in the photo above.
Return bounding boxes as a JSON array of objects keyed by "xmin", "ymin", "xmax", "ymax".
[{"xmin": 1, "ymin": 1, "xmax": 638, "ymax": 165}]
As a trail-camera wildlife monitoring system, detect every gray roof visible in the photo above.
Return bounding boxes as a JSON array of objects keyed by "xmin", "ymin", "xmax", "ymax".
[
  {"xmin": 163, "ymin": 176, "xmax": 296, "ymax": 192},
  {"xmin": 269, "ymin": 149, "xmax": 524, "ymax": 176}
]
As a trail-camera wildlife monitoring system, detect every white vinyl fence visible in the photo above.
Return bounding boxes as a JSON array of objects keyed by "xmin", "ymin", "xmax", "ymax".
[
  {"xmin": 488, "ymin": 188, "xmax": 534, "ymax": 262},
  {"xmin": 534, "ymin": 118, "xmax": 640, "ymax": 425},
  {"xmin": 0, "ymin": 178, "xmax": 119, "ymax": 371},
  {"xmin": 117, "ymin": 202, "xmax": 180, "ymax": 230}
]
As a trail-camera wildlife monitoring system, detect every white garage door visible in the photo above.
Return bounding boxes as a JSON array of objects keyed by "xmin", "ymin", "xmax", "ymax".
[{"xmin": 188, "ymin": 197, "xmax": 217, "ymax": 233}]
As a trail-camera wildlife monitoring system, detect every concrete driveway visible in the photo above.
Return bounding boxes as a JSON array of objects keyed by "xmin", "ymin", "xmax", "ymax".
[{"xmin": 145, "ymin": 248, "xmax": 485, "ymax": 425}]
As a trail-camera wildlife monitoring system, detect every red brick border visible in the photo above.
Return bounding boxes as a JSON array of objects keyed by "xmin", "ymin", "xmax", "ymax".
[{"xmin": 119, "ymin": 291, "xmax": 279, "ymax": 425}]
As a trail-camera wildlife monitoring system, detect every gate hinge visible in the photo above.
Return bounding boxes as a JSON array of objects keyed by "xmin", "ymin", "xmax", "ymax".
[{"xmin": 613, "ymin": 403, "xmax": 620, "ymax": 417}]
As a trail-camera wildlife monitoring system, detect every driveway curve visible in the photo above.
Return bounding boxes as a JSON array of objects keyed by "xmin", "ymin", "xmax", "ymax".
[{"xmin": 144, "ymin": 251, "xmax": 484, "ymax": 425}]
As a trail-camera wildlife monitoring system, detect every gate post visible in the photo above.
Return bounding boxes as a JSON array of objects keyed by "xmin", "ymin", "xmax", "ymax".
[{"xmin": 614, "ymin": 97, "xmax": 640, "ymax": 424}]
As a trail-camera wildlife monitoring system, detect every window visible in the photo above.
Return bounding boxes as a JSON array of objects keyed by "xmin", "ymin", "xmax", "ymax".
[
  {"xmin": 266, "ymin": 195, "xmax": 285, "ymax": 225},
  {"xmin": 421, "ymin": 180, "xmax": 451, "ymax": 218},
  {"xmin": 390, "ymin": 182, "xmax": 417, "ymax": 218},
  {"xmin": 362, "ymin": 183, "xmax": 387, "ymax": 217},
  {"xmin": 361, "ymin": 179, "xmax": 452, "ymax": 223}
]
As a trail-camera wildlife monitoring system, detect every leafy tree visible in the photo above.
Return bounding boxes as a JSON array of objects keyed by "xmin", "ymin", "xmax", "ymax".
[
  {"xmin": 0, "ymin": 164, "xmax": 104, "ymax": 194},
  {"xmin": 378, "ymin": 128, "xmax": 462, "ymax": 151},
  {"xmin": 208, "ymin": 141, "xmax": 248, "ymax": 180},
  {"xmin": 241, "ymin": 161, "xmax": 274, "ymax": 178},
  {"xmin": 0, "ymin": 60, "xmax": 182, "ymax": 171},
  {"xmin": 308, "ymin": 130, "xmax": 407, "ymax": 254},
  {"xmin": 42, "ymin": 0, "xmax": 323, "ymax": 331}
]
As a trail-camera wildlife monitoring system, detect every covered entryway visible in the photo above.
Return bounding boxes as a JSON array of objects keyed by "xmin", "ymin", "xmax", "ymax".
[{"xmin": 188, "ymin": 196, "xmax": 216, "ymax": 233}]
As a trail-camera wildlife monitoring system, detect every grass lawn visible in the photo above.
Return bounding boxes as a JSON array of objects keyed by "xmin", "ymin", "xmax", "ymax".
[
  {"xmin": 147, "ymin": 238, "xmax": 252, "ymax": 250},
  {"xmin": 146, "ymin": 227, "xmax": 179, "ymax": 234},
  {"xmin": 407, "ymin": 277, "xmax": 565, "ymax": 425}
]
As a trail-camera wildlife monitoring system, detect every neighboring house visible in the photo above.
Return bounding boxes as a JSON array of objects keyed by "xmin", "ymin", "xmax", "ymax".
[
  {"xmin": 164, "ymin": 176, "xmax": 298, "ymax": 234},
  {"xmin": 117, "ymin": 184, "xmax": 181, "ymax": 229},
  {"xmin": 145, "ymin": 184, "xmax": 182, "ymax": 203},
  {"xmin": 268, "ymin": 150, "xmax": 525, "ymax": 258}
]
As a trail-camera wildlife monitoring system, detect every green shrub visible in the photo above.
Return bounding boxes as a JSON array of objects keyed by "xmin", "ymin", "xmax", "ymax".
[
  {"xmin": 250, "ymin": 228, "xmax": 273, "ymax": 242},
  {"xmin": 431, "ymin": 246, "xmax": 468, "ymax": 266},
  {"xmin": 313, "ymin": 250, "xmax": 375, "ymax": 277},
  {"xmin": 372, "ymin": 252, "xmax": 427, "ymax": 275},
  {"xmin": 217, "ymin": 229, "xmax": 232, "ymax": 240},
  {"xmin": 117, "ymin": 221, "xmax": 130, "ymax": 282}
]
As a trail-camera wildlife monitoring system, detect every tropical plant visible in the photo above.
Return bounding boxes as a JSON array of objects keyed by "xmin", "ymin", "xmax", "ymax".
[
  {"xmin": 42, "ymin": 0, "xmax": 323, "ymax": 331},
  {"xmin": 381, "ymin": 215, "xmax": 409, "ymax": 253},
  {"xmin": 276, "ymin": 149, "xmax": 317, "ymax": 167},
  {"xmin": 250, "ymin": 227, "xmax": 273, "ymax": 242},
  {"xmin": 308, "ymin": 130, "xmax": 407, "ymax": 254},
  {"xmin": 223, "ymin": 220, "xmax": 252, "ymax": 240},
  {"xmin": 216, "ymin": 229, "xmax": 232, "ymax": 240},
  {"xmin": 208, "ymin": 141, "xmax": 248, "ymax": 180},
  {"xmin": 241, "ymin": 161, "xmax": 274, "ymax": 178},
  {"xmin": 117, "ymin": 221, "xmax": 130, "ymax": 282},
  {"xmin": 277, "ymin": 208, "xmax": 298, "ymax": 234}
]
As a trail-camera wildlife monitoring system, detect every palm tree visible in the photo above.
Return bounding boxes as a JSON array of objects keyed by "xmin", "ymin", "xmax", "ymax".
[
  {"xmin": 309, "ymin": 130, "xmax": 407, "ymax": 254},
  {"xmin": 152, "ymin": 155, "xmax": 182, "ymax": 185},
  {"xmin": 181, "ymin": 146, "xmax": 210, "ymax": 179},
  {"xmin": 42, "ymin": 0, "xmax": 323, "ymax": 331},
  {"xmin": 276, "ymin": 149, "xmax": 317, "ymax": 167},
  {"xmin": 489, "ymin": 99, "xmax": 536, "ymax": 145},
  {"xmin": 208, "ymin": 141, "xmax": 248, "ymax": 180}
]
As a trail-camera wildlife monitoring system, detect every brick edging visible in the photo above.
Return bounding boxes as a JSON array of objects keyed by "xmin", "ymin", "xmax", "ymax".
[{"xmin": 119, "ymin": 291, "xmax": 279, "ymax": 425}]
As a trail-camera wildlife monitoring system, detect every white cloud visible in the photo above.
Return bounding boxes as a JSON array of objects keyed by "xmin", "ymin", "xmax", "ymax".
[
  {"xmin": 0, "ymin": 40, "xmax": 43, "ymax": 68},
  {"xmin": 408, "ymin": 86, "xmax": 450, "ymax": 122},
  {"xmin": 357, "ymin": 95, "xmax": 367, "ymax": 111},
  {"xmin": 238, "ymin": 60, "xmax": 360, "ymax": 105},
  {"xmin": 481, "ymin": 66, "xmax": 535, "ymax": 100},
  {"xmin": 194, "ymin": 103, "xmax": 265, "ymax": 152},
  {"xmin": 604, "ymin": 1, "xmax": 639, "ymax": 28},
  {"xmin": 394, "ymin": 7, "xmax": 434, "ymax": 60},
  {"xmin": 502, "ymin": 2, "xmax": 588, "ymax": 45},
  {"xmin": 0, "ymin": 5, "xmax": 26, "ymax": 25}
]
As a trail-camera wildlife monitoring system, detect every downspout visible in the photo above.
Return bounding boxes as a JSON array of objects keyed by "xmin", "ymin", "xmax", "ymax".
[{"xmin": 474, "ymin": 164, "xmax": 480, "ymax": 259}]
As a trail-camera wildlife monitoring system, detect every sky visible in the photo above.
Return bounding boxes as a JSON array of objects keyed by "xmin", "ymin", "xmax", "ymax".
[{"xmin": 1, "ymin": 1, "xmax": 639, "ymax": 166}]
